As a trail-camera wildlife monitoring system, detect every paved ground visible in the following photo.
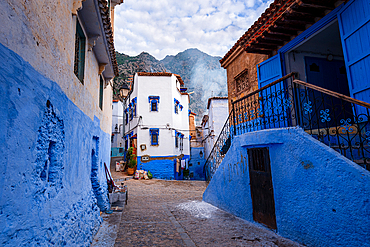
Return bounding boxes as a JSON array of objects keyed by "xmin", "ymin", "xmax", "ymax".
[{"xmin": 108, "ymin": 179, "xmax": 303, "ymax": 247}]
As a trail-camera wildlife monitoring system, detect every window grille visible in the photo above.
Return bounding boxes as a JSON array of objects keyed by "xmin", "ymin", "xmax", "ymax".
[
  {"xmin": 99, "ymin": 76, "xmax": 104, "ymax": 110},
  {"xmin": 74, "ymin": 19, "xmax": 86, "ymax": 83},
  {"xmin": 150, "ymin": 128, "xmax": 159, "ymax": 146}
]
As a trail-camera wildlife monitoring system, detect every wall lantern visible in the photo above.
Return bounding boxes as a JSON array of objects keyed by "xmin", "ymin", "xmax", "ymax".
[
  {"xmin": 199, "ymin": 150, "xmax": 203, "ymax": 157},
  {"xmin": 119, "ymin": 84, "xmax": 130, "ymax": 99}
]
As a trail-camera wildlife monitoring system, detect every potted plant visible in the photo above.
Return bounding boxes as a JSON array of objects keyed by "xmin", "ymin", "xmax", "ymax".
[
  {"xmin": 127, "ymin": 155, "xmax": 136, "ymax": 175},
  {"xmin": 126, "ymin": 147, "xmax": 137, "ymax": 175}
]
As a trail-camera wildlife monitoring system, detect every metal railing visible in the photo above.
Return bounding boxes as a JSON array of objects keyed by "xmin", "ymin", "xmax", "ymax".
[
  {"xmin": 292, "ymin": 79, "xmax": 370, "ymax": 170},
  {"xmin": 204, "ymin": 112, "xmax": 233, "ymax": 182},
  {"xmin": 204, "ymin": 73, "xmax": 370, "ymax": 181}
]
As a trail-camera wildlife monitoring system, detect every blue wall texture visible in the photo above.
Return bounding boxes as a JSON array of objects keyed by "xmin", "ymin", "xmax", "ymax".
[
  {"xmin": 189, "ymin": 147, "xmax": 206, "ymax": 180},
  {"xmin": 0, "ymin": 43, "xmax": 111, "ymax": 246},
  {"xmin": 203, "ymin": 127, "xmax": 370, "ymax": 247},
  {"xmin": 137, "ymin": 155, "xmax": 190, "ymax": 180}
]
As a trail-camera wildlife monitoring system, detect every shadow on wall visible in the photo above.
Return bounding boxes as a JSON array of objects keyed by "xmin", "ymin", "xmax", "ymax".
[{"xmin": 91, "ymin": 136, "xmax": 110, "ymax": 212}]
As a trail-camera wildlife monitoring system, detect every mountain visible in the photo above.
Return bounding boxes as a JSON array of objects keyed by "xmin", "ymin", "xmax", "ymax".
[
  {"xmin": 161, "ymin": 49, "xmax": 227, "ymax": 120},
  {"xmin": 114, "ymin": 48, "xmax": 227, "ymax": 122},
  {"xmin": 114, "ymin": 52, "xmax": 166, "ymax": 89}
]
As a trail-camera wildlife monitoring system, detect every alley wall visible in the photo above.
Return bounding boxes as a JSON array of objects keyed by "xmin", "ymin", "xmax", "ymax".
[{"xmin": 203, "ymin": 127, "xmax": 370, "ymax": 247}]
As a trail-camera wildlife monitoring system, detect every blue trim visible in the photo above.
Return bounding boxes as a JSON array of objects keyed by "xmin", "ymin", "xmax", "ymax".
[
  {"xmin": 148, "ymin": 95, "xmax": 160, "ymax": 103},
  {"xmin": 149, "ymin": 128, "xmax": 159, "ymax": 145}
]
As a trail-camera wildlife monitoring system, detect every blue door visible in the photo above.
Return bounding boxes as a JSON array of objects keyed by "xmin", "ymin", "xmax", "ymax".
[
  {"xmin": 303, "ymin": 57, "xmax": 353, "ymax": 129},
  {"xmin": 257, "ymin": 54, "xmax": 290, "ymax": 129},
  {"xmin": 338, "ymin": 0, "xmax": 370, "ymax": 105}
]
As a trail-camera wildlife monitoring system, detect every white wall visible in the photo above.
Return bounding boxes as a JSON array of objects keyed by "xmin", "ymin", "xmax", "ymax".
[
  {"xmin": 125, "ymin": 74, "xmax": 190, "ymax": 158},
  {"xmin": 204, "ymin": 98, "xmax": 228, "ymax": 159},
  {"xmin": 112, "ymin": 101, "xmax": 124, "ymax": 147}
]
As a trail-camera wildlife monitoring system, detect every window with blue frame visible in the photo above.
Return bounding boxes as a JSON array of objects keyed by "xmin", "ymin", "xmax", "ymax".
[
  {"xmin": 175, "ymin": 131, "xmax": 179, "ymax": 148},
  {"xmin": 174, "ymin": 98, "xmax": 180, "ymax": 114},
  {"xmin": 124, "ymin": 109, "xmax": 128, "ymax": 124},
  {"xmin": 180, "ymin": 133, "xmax": 184, "ymax": 151},
  {"xmin": 148, "ymin": 96, "xmax": 160, "ymax": 112},
  {"xmin": 132, "ymin": 97, "xmax": 137, "ymax": 117},
  {"xmin": 175, "ymin": 131, "xmax": 184, "ymax": 150},
  {"xmin": 129, "ymin": 103, "xmax": 133, "ymax": 120},
  {"xmin": 150, "ymin": 128, "xmax": 159, "ymax": 146}
]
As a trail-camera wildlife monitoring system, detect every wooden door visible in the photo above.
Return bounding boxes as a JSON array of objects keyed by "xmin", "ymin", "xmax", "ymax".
[{"xmin": 248, "ymin": 148, "xmax": 277, "ymax": 229}]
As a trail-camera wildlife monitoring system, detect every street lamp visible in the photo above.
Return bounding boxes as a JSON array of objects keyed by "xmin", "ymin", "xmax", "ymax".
[
  {"xmin": 119, "ymin": 84, "xmax": 130, "ymax": 157},
  {"xmin": 119, "ymin": 84, "xmax": 130, "ymax": 99}
]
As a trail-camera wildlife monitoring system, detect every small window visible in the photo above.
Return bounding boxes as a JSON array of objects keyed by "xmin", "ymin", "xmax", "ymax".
[
  {"xmin": 74, "ymin": 19, "xmax": 86, "ymax": 83},
  {"xmin": 248, "ymin": 148, "xmax": 269, "ymax": 172},
  {"xmin": 309, "ymin": 63, "xmax": 320, "ymax": 72},
  {"xmin": 149, "ymin": 96, "xmax": 160, "ymax": 112},
  {"xmin": 150, "ymin": 128, "xmax": 159, "ymax": 146},
  {"xmin": 119, "ymin": 148, "xmax": 123, "ymax": 153},
  {"xmin": 124, "ymin": 109, "xmax": 129, "ymax": 124},
  {"xmin": 151, "ymin": 100, "xmax": 157, "ymax": 111},
  {"xmin": 174, "ymin": 98, "xmax": 180, "ymax": 114},
  {"xmin": 99, "ymin": 76, "xmax": 104, "ymax": 110}
]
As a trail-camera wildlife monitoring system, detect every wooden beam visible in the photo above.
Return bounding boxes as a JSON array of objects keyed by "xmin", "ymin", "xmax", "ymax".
[
  {"xmin": 296, "ymin": 0, "xmax": 335, "ymax": 10},
  {"xmin": 260, "ymin": 33, "xmax": 292, "ymax": 42},
  {"xmin": 279, "ymin": 16, "xmax": 316, "ymax": 26},
  {"xmin": 268, "ymin": 26, "xmax": 298, "ymax": 35},
  {"xmin": 249, "ymin": 43, "xmax": 278, "ymax": 50},
  {"xmin": 255, "ymin": 38, "xmax": 285, "ymax": 46},
  {"xmin": 244, "ymin": 47, "xmax": 273, "ymax": 55}
]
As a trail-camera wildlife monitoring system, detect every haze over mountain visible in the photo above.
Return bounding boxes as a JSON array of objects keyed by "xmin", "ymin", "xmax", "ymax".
[{"xmin": 114, "ymin": 48, "xmax": 227, "ymax": 122}]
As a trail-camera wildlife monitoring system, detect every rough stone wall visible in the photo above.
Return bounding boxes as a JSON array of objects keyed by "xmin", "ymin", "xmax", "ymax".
[
  {"xmin": 224, "ymin": 51, "xmax": 267, "ymax": 112},
  {"xmin": 0, "ymin": 0, "xmax": 112, "ymax": 134},
  {"xmin": 0, "ymin": 42, "xmax": 110, "ymax": 245},
  {"xmin": 203, "ymin": 127, "xmax": 370, "ymax": 247}
]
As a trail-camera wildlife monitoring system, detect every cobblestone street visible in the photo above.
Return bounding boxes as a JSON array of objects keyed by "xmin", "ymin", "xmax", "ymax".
[{"xmin": 109, "ymin": 179, "xmax": 302, "ymax": 247}]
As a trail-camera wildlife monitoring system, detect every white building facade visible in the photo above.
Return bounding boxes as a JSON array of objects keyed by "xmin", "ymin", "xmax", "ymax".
[
  {"xmin": 203, "ymin": 97, "xmax": 229, "ymax": 160},
  {"xmin": 124, "ymin": 72, "xmax": 190, "ymax": 179},
  {"xmin": 111, "ymin": 100, "xmax": 125, "ymax": 157}
]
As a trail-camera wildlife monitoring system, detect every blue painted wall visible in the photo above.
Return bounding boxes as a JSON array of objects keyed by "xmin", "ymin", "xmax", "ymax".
[
  {"xmin": 137, "ymin": 155, "xmax": 190, "ymax": 180},
  {"xmin": 0, "ymin": 43, "xmax": 110, "ymax": 246},
  {"xmin": 189, "ymin": 147, "xmax": 206, "ymax": 180},
  {"xmin": 203, "ymin": 127, "xmax": 370, "ymax": 247}
]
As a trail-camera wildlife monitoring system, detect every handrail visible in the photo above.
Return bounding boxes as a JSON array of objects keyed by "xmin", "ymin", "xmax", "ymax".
[
  {"xmin": 293, "ymin": 79, "xmax": 370, "ymax": 109},
  {"xmin": 204, "ymin": 110, "xmax": 233, "ymax": 182},
  {"xmin": 232, "ymin": 72, "xmax": 297, "ymax": 105}
]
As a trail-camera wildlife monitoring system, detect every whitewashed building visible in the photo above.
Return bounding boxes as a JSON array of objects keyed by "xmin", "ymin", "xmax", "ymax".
[
  {"xmin": 203, "ymin": 97, "xmax": 228, "ymax": 160},
  {"xmin": 111, "ymin": 100, "xmax": 124, "ymax": 157},
  {"xmin": 124, "ymin": 72, "xmax": 190, "ymax": 179}
]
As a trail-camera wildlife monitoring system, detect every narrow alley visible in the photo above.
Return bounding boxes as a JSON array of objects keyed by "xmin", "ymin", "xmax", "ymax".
[{"xmin": 94, "ymin": 179, "xmax": 303, "ymax": 247}]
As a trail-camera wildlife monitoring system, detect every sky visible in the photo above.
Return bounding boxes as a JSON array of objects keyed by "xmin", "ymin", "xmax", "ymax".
[{"xmin": 113, "ymin": 0, "xmax": 272, "ymax": 60}]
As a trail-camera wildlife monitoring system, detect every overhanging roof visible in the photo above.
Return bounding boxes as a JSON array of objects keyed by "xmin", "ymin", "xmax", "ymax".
[
  {"xmin": 220, "ymin": 0, "xmax": 342, "ymax": 65},
  {"xmin": 79, "ymin": 0, "xmax": 119, "ymax": 79}
]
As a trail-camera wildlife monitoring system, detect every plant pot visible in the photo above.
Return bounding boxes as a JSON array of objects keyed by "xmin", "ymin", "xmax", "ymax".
[{"xmin": 127, "ymin": 167, "xmax": 135, "ymax": 175}]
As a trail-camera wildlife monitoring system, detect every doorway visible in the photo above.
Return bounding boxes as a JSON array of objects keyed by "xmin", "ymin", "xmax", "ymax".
[{"xmin": 248, "ymin": 147, "xmax": 276, "ymax": 229}]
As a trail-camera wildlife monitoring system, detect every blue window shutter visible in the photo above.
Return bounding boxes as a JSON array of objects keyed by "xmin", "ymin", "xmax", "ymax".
[
  {"xmin": 257, "ymin": 54, "xmax": 283, "ymax": 88},
  {"xmin": 338, "ymin": 0, "xmax": 370, "ymax": 105}
]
